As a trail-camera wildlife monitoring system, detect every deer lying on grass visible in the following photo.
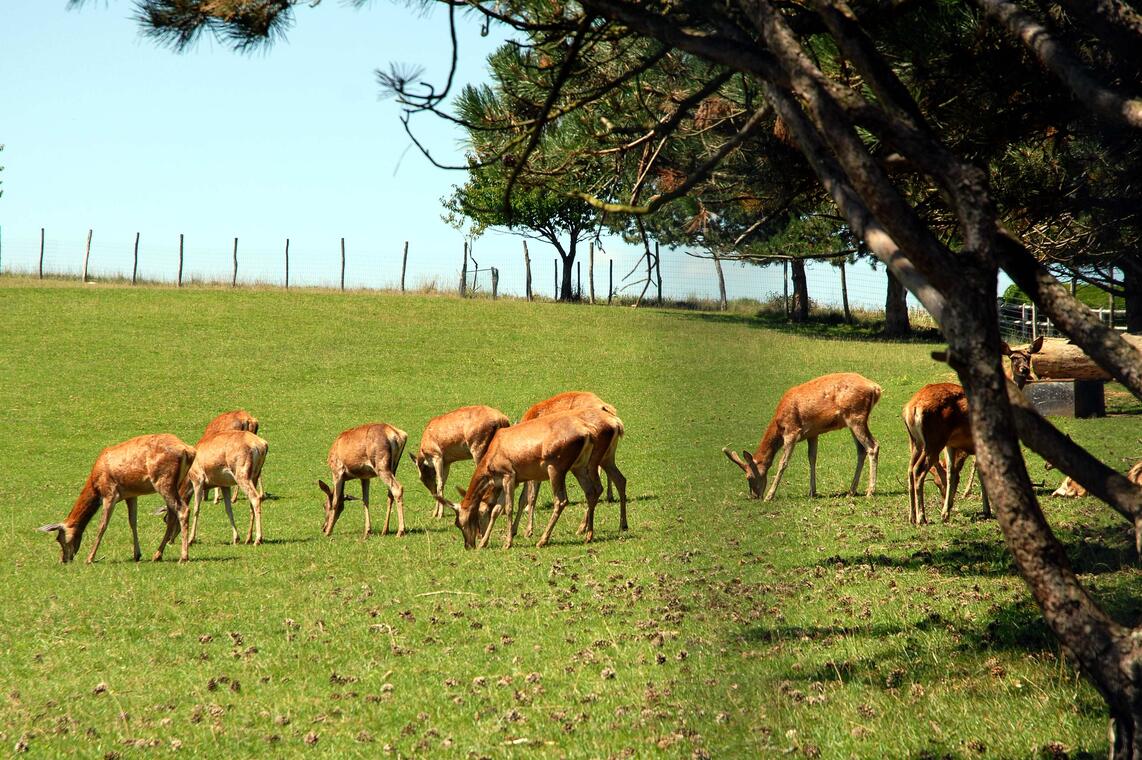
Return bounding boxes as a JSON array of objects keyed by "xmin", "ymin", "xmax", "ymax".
[
  {"xmin": 410, "ymin": 405, "xmax": 511, "ymax": 518},
  {"xmin": 723, "ymin": 373, "xmax": 881, "ymax": 500},
  {"xmin": 319, "ymin": 423, "xmax": 408, "ymax": 539},
  {"xmin": 1053, "ymin": 460, "xmax": 1142, "ymax": 498},
  {"xmin": 186, "ymin": 431, "xmax": 269, "ymax": 545},
  {"xmin": 517, "ymin": 391, "xmax": 627, "ymax": 536},
  {"xmin": 908, "ymin": 339, "xmax": 1044, "ymax": 523},
  {"xmin": 202, "ymin": 410, "xmax": 263, "ymax": 503},
  {"xmin": 453, "ymin": 407, "xmax": 621, "ymax": 549},
  {"xmin": 39, "ymin": 434, "xmax": 196, "ymax": 563}
]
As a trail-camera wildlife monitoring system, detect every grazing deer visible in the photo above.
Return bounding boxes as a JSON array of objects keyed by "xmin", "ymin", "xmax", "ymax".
[
  {"xmin": 908, "ymin": 339, "xmax": 1043, "ymax": 522},
  {"xmin": 723, "ymin": 373, "xmax": 882, "ymax": 500},
  {"xmin": 186, "ymin": 431, "xmax": 269, "ymax": 545},
  {"xmin": 38, "ymin": 434, "xmax": 196, "ymax": 563},
  {"xmin": 318, "ymin": 423, "xmax": 408, "ymax": 539},
  {"xmin": 902, "ymin": 383, "xmax": 984, "ymax": 524},
  {"xmin": 518, "ymin": 391, "xmax": 627, "ymax": 535},
  {"xmin": 202, "ymin": 410, "xmax": 263, "ymax": 503},
  {"xmin": 409, "ymin": 405, "xmax": 511, "ymax": 518},
  {"xmin": 453, "ymin": 408, "xmax": 620, "ymax": 549}
]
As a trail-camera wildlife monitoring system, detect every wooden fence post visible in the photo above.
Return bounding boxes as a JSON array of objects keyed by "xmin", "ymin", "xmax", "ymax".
[
  {"xmin": 401, "ymin": 241, "xmax": 408, "ymax": 292},
  {"xmin": 608, "ymin": 259, "xmax": 613, "ymax": 305},
  {"xmin": 82, "ymin": 229, "xmax": 92, "ymax": 282},
  {"xmin": 588, "ymin": 242, "xmax": 595, "ymax": 304},
  {"xmin": 655, "ymin": 241, "xmax": 662, "ymax": 304},
  {"xmin": 523, "ymin": 241, "xmax": 532, "ymax": 301},
  {"xmin": 178, "ymin": 234, "xmax": 184, "ymax": 287},
  {"xmin": 232, "ymin": 237, "xmax": 239, "ymax": 287},
  {"xmin": 460, "ymin": 242, "xmax": 468, "ymax": 296},
  {"xmin": 491, "ymin": 267, "xmax": 499, "ymax": 300},
  {"xmin": 1108, "ymin": 289, "xmax": 1115, "ymax": 329},
  {"xmin": 132, "ymin": 233, "xmax": 140, "ymax": 285},
  {"xmin": 285, "ymin": 238, "xmax": 290, "ymax": 289},
  {"xmin": 39, "ymin": 227, "xmax": 45, "ymax": 279},
  {"xmin": 340, "ymin": 237, "xmax": 346, "ymax": 292}
]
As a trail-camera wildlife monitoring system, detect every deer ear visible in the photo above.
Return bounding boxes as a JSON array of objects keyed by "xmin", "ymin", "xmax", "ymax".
[
  {"xmin": 407, "ymin": 451, "xmax": 417, "ymax": 465},
  {"xmin": 999, "ymin": 341, "xmax": 1012, "ymax": 356},
  {"xmin": 742, "ymin": 450, "xmax": 761, "ymax": 473},
  {"xmin": 317, "ymin": 480, "xmax": 332, "ymax": 497},
  {"xmin": 455, "ymin": 485, "xmax": 467, "ymax": 499},
  {"xmin": 1030, "ymin": 336, "xmax": 1044, "ymax": 353},
  {"xmin": 38, "ymin": 523, "xmax": 63, "ymax": 534}
]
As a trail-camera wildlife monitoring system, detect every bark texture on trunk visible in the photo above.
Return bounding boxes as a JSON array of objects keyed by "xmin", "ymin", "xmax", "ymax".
[
  {"xmin": 790, "ymin": 257, "xmax": 809, "ymax": 322},
  {"xmin": 884, "ymin": 268, "xmax": 911, "ymax": 336}
]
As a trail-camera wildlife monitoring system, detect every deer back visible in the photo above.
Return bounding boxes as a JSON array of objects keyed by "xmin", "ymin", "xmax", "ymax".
[
  {"xmin": 203, "ymin": 409, "xmax": 259, "ymax": 438},
  {"xmin": 521, "ymin": 391, "xmax": 615, "ymax": 422}
]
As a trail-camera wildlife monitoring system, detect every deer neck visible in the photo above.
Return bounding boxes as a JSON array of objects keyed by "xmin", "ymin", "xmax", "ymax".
[
  {"xmin": 753, "ymin": 420, "xmax": 783, "ymax": 471},
  {"xmin": 64, "ymin": 475, "xmax": 102, "ymax": 536}
]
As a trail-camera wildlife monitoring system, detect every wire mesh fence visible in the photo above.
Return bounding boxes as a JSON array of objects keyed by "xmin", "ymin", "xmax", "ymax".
[
  {"xmin": 997, "ymin": 298, "xmax": 1128, "ymax": 342},
  {"xmin": 0, "ymin": 225, "xmax": 919, "ymax": 317}
]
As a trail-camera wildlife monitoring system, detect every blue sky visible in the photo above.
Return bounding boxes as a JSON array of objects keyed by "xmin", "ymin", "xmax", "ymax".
[{"xmin": 0, "ymin": 2, "xmax": 929, "ymax": 307}]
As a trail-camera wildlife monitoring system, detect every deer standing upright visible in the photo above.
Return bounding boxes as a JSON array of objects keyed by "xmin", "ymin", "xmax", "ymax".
[
  {"xmin": 906, "ymin": 338, "xmax": 1043, "ymax": 523},
  {"xmin": 319, "ymin": 423, "xmax": 408, "ymax": 539},
  {"xmin": 723, "ymin": 373, "xmax": 882, "ymax": 500},
  {"xmin": 186, "ymin": 431, "xmax": 269, "ymax": 545},
  {"xmin": 38, "ymin": 434, "xmax": 196, "ymax": 563},
  {"xmin": 409, "ymin": 405, "xmax": 511, "ymax": 518},
  {"xmin": 202, "ymin": 410, "xmax": 263, "ymax": 502},
  {"xmin": 517, "ymin": 391, "xmax": 627, "ymax": 535}
]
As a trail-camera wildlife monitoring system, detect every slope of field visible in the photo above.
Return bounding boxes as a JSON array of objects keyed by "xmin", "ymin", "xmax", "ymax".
[{"xmin": 0, "ymin": 278, "xmax": 1136, "ymax": 757}]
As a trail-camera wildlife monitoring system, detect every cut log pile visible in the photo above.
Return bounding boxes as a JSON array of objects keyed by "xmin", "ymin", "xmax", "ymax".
[{"xmin": 1031, "ymin": 335, "xmax": 1142, "ymax": 381}]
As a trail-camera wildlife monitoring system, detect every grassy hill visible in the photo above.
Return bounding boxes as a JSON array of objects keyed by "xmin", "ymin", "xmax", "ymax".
[{"xmin": 0, "ymin": 277, "xmax": 1136, "ymax": 757}]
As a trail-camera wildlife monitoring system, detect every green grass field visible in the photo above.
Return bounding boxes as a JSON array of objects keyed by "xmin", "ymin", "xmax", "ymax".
[{"xmin": 1, "ymin": 277, "xmax": 1138, "ymax": 758}]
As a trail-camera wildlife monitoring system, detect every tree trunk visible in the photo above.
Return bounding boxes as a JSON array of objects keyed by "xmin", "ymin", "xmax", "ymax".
[
  {"xmin": 790, "ymin": 257, "xmax": 809, "ymax": 322},
  {"xmin": 884, "ymin": 268, "xmax": 911, "ymax": 337},
  {"xmin": 839, "ymin": 260, "xmax": 852, "ymax": 323},
  {"xmin": 713, "ymin": 253, "xmax": 728, "ymax": 311},
  {"xmin": 948, "ymin": 282, "xmax": 1142, "ymax": 760},
  {"xmin": 1123, "ymin": 257, "xmax": 1142, "ymax": 335},
  {"xmin": 560, "ymin": 251, "xmax": 576, "ymax": 301}
]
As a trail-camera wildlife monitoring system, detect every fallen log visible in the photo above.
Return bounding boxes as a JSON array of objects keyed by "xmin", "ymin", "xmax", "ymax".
[{"xmin": 1031, "ymin": 335, "xmax": 1142, "ymax": 380}]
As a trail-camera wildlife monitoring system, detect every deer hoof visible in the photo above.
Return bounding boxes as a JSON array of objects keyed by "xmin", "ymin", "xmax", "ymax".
[{"xmin": 152, "ymin": 552, "xmax": 163, "ymax": 562}]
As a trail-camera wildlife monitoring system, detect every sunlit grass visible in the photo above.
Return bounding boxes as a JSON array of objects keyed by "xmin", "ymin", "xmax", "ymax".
[{"xmin": 0, "ymin": 276, "xmax": 1133, "ymax": 757}]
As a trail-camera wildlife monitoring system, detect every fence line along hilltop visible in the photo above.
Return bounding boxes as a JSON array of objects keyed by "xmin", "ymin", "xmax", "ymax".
[{"xmin": 0, "ymin": 224, "xmax": 919, "ymax": 314}]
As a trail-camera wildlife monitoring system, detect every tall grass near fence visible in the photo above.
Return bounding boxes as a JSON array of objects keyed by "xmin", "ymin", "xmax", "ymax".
[{"xmin": 0, "ymin": 277, "xmax": 1133, "ymax": 757}]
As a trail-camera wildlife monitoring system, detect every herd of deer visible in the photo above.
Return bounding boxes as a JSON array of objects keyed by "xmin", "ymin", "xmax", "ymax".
[
  {"xmin": 721, "ymin": 338, "xmax": 1092, "ymax": 523},
  {"xmin": 38, "ymin": 392, "xmax": 627, "ymax": 564}
]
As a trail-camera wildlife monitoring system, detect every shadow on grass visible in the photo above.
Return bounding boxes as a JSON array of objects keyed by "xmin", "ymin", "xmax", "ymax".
[
  {"xmin": 669, "ymin": 309, "xmax": 945, "ymax": 343},
  {"xmin": 816, "ymin": 522, "xmax": 1136, "ymax": 578},
  {"xmin": 254, "ymin": 536, "xmax": 320, "ymax": 546}
]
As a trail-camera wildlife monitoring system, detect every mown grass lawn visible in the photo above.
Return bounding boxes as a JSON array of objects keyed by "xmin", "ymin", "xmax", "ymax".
[{"xmin": 1, "ymin": 277, "xmax": 1138, "ymax": 758}]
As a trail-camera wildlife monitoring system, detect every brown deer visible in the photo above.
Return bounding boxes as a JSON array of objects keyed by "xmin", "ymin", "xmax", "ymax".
[
  {"xmin": 910, "ymin": 339, "xmax": 1043, "ymax": 521},
  {"xmin": 902, "ymin": 383, "xmax": 980, "ymax": 524},
  {"xmin": 318, "ymin": 423, "xmax": 408, "ymax": 539},
  {"xmin": 1052, "ymin": 460, "xmax": 1142, "ymax": 498},
  {"xmin": 517, "ymin": 391, "xmax": 627, "ymax": 535},
  {"xmin": 38, "ymin": 434, "xmax": 196, "ymax": 563},
  {"xmin": 202, "ymin": 410, "xmax": 263, "ymax": 503},
  {"xmin": 452, "ymin": 408, "xmax": 620, "ymax": 549},
  {"xmin": 409, "ymin": 405, "xmax": 511, "ymax": 518},
  {"xmin": 186, "ymin": 431, "xmax": 269, "ymax": 545},
  {"xmin": 723, "ymin": 373, "xmax": 882, "ymax": 500}
]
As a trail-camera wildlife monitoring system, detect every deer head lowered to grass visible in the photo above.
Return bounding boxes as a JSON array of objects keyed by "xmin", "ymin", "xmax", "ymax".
[
  {"xmin": 723, "ymin": 372, "xmax": 882, "ymax": 501},
  {"xmin": 409, "ymin": 405, "xmax": 511, "ymax": 519},
  {"xmin": 318, "ymin": 422, "xmax": 408, "ymax": 539},
  {"xmin": 39, "ymin": 433, "xmax": 196, "ymax": 563}
]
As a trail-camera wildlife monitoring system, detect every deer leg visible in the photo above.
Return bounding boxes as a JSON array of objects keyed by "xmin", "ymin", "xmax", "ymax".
[
  {"xmin": 537, "ymin": 467, "xmax": 569, "ymax": 548},
  {"xmin": 501, "ymin": 473, "xmax": 517, "ymax": 549},
  {"xmin": 361, "ymin": 479, "xmax": 373, "ymax": 539},
  {"xmin": 221, "ymin": 486, "xmax": 240, "ymax": 544},
  {"xmin": 85, "ymin": 495, "xmax": 117, "ymax": 564},
  {"xmin": 378, "ymin": 469, "xmax": 405, "ymax": 537},
  {"xmin": 522, "ymin": 481, "xmax": 539, "ymax": 537},
  {"xmin": 848, "ymin": 421, "xmax": 878, "ymax": 496},
  {"xmin": 764, "ymin": 438, "xmax": 798, "ymax": 501},
  {"xmin": 432, "ymin": 458, "xmax": 447, "ymax": 519},
  {"xmin": 806, "ymin": 436, "xmax": 819, "ymax": 497},
  {"xmin": 907, "ymin": 438, "xmax": 919, "ymax": 525},
  {"xmin": 941, "ymin": 449, "xmax": 965, "ymax": 522},
  {"xmin": 511, "ymin": 481, "xmax": 530, "ymax": 538},
  {"xmin": 189, "ymin": 482, "xmax": 205, "ymax": 545},
  {"xmin": 572, "ymin": 467, "xmax": 602, "ymax": 543},
  {"xmin": 981, "ymin": 479, "xmax": 991, "ymax": 518},
  {"xmin": 125, "ymin": 497, "xmax": 141, "ymax": 562},
  {"xmin": 603, "ymin": 459, "xmax": 628, "ymax": 531}
]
